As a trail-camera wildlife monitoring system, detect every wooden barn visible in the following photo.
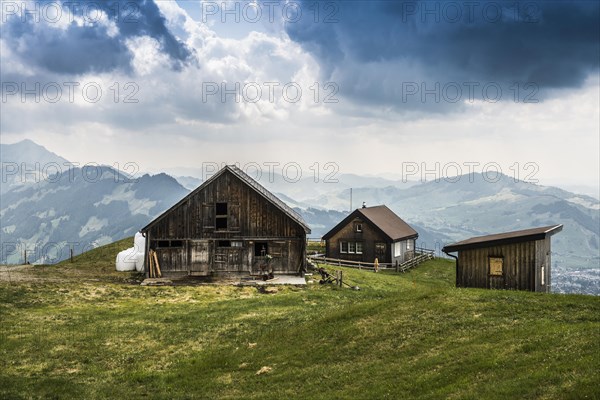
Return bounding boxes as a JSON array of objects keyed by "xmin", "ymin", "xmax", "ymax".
[
  {"xmin": 442, "ymin": 225, "xmax": 563, "ymax": 292},
  {"xmin": 322, "ymin": 205, "xmax": 418, "ymax": 264},
  {"xmin": 140, "ymin": 165, "xmax": 311, "ymax": 278}
]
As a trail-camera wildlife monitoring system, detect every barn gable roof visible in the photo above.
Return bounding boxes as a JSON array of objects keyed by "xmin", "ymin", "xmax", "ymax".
[
  {"xmin": 322, "ymin": 205, "xmax": 418, "ymax": 242},
  {"xmin": 141, "ymin": 165, "xmax": 310, "ymax": 233},
  {"xmin": 442, "ymin": 224, "xmax": 563, "ymax": 253}
]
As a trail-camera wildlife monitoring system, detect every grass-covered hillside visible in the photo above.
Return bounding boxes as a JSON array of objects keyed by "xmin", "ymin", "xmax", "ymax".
[{"xmin": 0, "ymin": 240, "xmax": 598, "ymax": 399}]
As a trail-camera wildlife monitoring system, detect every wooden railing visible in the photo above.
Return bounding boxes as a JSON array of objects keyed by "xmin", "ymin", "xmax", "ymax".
[
  {"xmin": 396, "ymin": 250, "xmax": 434, "ymax": 272},
  {"xmin": 308, "ymin": 247, "xmax": 435, "ymax": 273}
]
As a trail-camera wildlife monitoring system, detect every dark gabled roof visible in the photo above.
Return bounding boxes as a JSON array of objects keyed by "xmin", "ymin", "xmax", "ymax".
[
  {"xmin": 142, "ymin": 165, "xmax": 310, "ymax": 233},
  {"xmin": 442, "ymin": 224, "xmax": 563, "ymax": 253},
  {"xmin": 322, "ymin": 205, "xmax": 418, "ymax": 242}
]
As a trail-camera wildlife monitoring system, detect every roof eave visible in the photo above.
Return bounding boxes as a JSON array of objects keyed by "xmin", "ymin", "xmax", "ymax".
[{"xmin": 443, "ymin": 225, "xmax": 563, "ymax": 253}]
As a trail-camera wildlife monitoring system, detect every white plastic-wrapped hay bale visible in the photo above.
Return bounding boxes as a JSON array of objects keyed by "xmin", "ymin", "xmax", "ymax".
[
  {"xmin": 115, "ymin": 247, "xmax": 137, "ymax": 271},
  {"xmin": 134, "ymin": 231, "xmax": 146, "ymax": 253},
  {"xmin": 134, "ymin": 251, "xmax": 145, "ymax": 273}
]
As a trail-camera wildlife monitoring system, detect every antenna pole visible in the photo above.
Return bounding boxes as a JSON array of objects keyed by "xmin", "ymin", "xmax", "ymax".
[{"xmin": 350, "ymin": 188, "xmax": 352, "ymax": 212}]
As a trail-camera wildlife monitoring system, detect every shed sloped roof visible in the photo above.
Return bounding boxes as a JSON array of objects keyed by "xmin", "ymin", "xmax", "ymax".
[
  {"xmin": 323, "ymin": 205, "xmax": 418, "ymax": 241},
  {"xmin": 442, "ymin": 224, "xmax": 563, "ymax": 253},
  {"xmin": 142, "ymin": 165, "xmax": 310, "ymax": 233}
]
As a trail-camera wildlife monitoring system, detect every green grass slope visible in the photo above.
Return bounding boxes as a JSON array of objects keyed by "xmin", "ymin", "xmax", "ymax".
[{"xmin": 0, "ymin": 240, "xmax": 598, "ymax": 399}]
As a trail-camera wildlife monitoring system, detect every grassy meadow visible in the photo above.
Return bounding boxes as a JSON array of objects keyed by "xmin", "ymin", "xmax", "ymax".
[{"xmin": 0, "ymin": 239, "xmax": 598, "ymax": 399}]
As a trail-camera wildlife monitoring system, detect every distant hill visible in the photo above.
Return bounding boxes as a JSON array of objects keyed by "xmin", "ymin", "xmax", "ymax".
[
  {"xmin": 0, "ymin": 139, "xmax": 69, "ymax": 194},
  {"xmin": 0, "ymin": 160, "xmax": 189, "ymax": 264}
]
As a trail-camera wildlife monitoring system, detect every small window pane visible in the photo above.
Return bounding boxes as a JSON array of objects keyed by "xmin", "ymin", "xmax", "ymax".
[
  {"xmin": 340, "ymin": 242, "xmax": 348, "ymax": 253},
  {"xmin": 489, "ymin": 257, "xmax": 503, "ymax": 276},
  {"xmin": 356, "ymin": 242, "xmax": 363, "ymax": 254},
  {"xmin": 348, "ymin": 242, "xmax": 356, "ymax": 253}
]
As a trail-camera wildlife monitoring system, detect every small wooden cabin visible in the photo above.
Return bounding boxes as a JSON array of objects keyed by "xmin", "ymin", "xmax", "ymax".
[
  {"xmin": 140, "ymin": 165, "xmax": 311, "ymax": 278},
  {"xmin": 322, "ymin": 205, "xmax": 418, "ymax": 264},
  {"xmin": 442, "ymin": 225, "xmax": 563, "ymax": 292}
]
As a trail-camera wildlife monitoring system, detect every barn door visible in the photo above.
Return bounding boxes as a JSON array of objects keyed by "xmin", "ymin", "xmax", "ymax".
[
  {"xmin": 213, "ymin": 247, "xmax": 244, "ymax": 272},
  {"xmin": 269, "ymin": 241, "xmax": 285, "ymax": 272},
  {"xmin": 189, "ymin": 240, "xmax": 211, "ymax": 276}
]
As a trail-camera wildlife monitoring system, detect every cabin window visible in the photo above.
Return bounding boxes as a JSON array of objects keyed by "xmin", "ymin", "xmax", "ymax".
[
  {"xmin": 355, "ymin": 223, "xmax": 362, "ymax": 233},
  {"xmin": 406, "ymin": 240, "xmax": 412, "ymax": 251},
  {"xmin": 215, "ymin": 202, "xmax": 228, "ymax": 230},
  {"xmin": 356, "ymin": 242, "xmax": 363, "ymax": 254},
  {"xmin": 489, "ymin": 257, "xmax": 503, "ymax": 276},
  {"xmin": 255, "ymin": 242, "xmax": 268, "ymax": 256},
  {"xmin": 341, "ymin": 241, "xmax": 361, "ymax": 254},
  {"xmin": 218, "ymin": 240, "xmax": 231, "ymax": 247},
  {"xmin": 340, "ymin": 241, "xmax": 348, "ymax": 253},
  {"xmin": 231, "ymin": 241, "xmax": 243, "ymax": 248},
  {"xmin": 394, "ymin": 242, "xmax": 402, "ymax": 257},
  {"xmin": 348, "ymin": 242, "xmax": 356, "ymax": 253}
]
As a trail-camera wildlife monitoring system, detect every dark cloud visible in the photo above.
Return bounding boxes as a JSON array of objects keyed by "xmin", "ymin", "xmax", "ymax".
[
  {"xmin": 285, "ymin": 0, "xmax": 599, "ymax": 109},
  {"xmin": 2, "ymin": 0, "xmax": 195, "ymax": 75}
]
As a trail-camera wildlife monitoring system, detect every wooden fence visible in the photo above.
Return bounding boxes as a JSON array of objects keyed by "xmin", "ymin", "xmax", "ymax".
[{"xmin": 308, "ymin": 247, "xmax": 434, "ymax": 273}]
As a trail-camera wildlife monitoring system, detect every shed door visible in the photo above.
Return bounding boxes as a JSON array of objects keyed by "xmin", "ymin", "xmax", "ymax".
[{"xmin": 189, "ymin": 240, "xmax": 211, "ymax": 276}]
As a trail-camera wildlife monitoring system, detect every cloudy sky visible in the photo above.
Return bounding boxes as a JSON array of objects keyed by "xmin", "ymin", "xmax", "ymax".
[{"xmin": 1, "ymin": 0, "xmax": 599, "ymax": 195}]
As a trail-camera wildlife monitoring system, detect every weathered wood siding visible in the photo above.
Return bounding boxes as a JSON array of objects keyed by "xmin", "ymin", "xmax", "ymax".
[
  {"xmin": 325, "ymin": 216, "xmax": 391, "ymax": 263},
  {"xmin": 146, "ymin": 169, "xmax": 306, "ymax": 276},
  {"xmin": 534, "ymin": 237, "xmax": 551, "ymax": 293},
  {"xmin": 457, "ymin": 239, "xmax": 551, "ymax": 292}
]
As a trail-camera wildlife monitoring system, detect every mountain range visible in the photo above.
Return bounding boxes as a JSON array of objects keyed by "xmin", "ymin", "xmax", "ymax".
[{"xmin": 1, "ymin": 140, "xmax": 598, "ymax": 294}]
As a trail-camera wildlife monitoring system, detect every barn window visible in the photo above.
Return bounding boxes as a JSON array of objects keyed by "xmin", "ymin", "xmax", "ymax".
[
  {"xmin": 155, "ymin": 240, "xmax": 183, "ymax": 248},
  {"xmin": 406, "ymin": 240, "xmax": 412, "ymax": 250},
  {"xmin": 489, "ymin": 257, "xmax": 503, "ymax": 276},
  {"xmin": 355, "ymin": 223, "xmax": 362, "ymax": 233},
  {"xmin": 340, "ymin": 241, "xmax": 348, "ymax": 253},
  {"xmin": 216, "ymin": 202, "xmax": 228, "ymax": 215},
  {"xmin": 218, "ymin": 240, "xmax": 231, "ymax": 247},
  {"xmin": 356, "ymin": 242, "xmax": 363, "ymax": 254},
  {"xmin": 255, "ymin": 242, "xmax": 268, "ymax": 256},
  {"xmin": 215, "ymin": 202, "xmax": 228, "ymax": 230},
  {"xmin": 231, "ymin": 241, "xmax": 243, "ymax": 248}
]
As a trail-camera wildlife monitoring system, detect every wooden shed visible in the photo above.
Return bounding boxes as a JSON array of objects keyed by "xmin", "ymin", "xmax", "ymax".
[
  {"xmin": 140, "ymin": 165, "xmax": 311, "ymax": 278},
  {"xmin": 322, "ymin": 205, "xmax": 418, "ymax": 264},
  {"xmin": 442, "ymin": 225, "xmax": 563, "ymax": 292}
]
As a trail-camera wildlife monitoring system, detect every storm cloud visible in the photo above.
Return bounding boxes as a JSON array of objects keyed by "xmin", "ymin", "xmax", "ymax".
[
  {"xmin": 1, "ymin": 0, "xmax": 195, "ymax": 75},
  {"xmin": 285, "ymin": 0, "xmax": 599, "ymax": 108}
]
